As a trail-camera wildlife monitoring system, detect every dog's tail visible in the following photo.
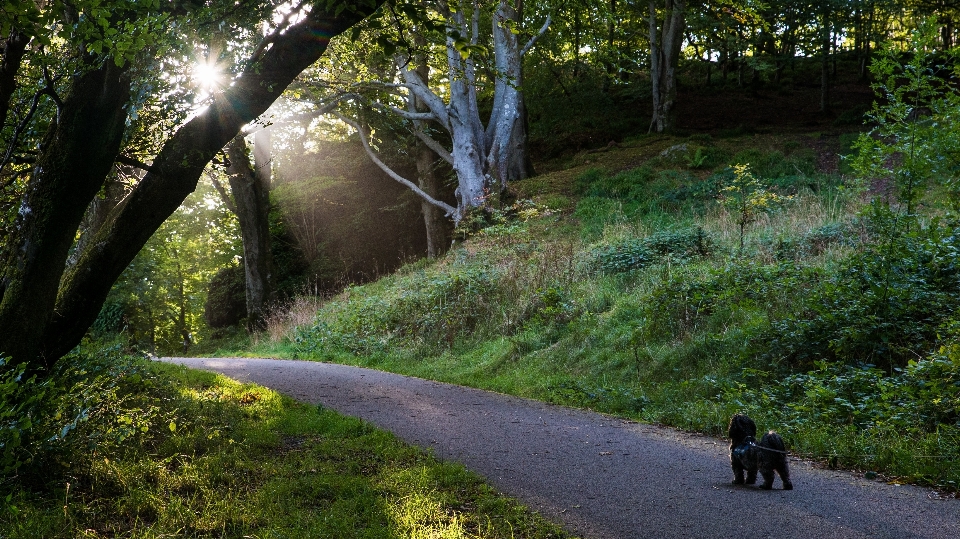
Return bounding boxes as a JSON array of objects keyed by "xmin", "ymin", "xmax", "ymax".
[{"xmin": 760, "ymin": 430, "xmax": 787, "ymax": 452}]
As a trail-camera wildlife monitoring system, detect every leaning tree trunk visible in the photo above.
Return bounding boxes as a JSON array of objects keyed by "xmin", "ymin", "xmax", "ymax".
[
  {"xmin": 0, "ymin": 59, "xmax": 130, "ymax": 368},
  {"xmin": 648, "ymin": 0, "xmax": 686, "ymax": 133},
  {"xmin": 226, "ymin": 133, "xmax": 275, "ymax": 331}
]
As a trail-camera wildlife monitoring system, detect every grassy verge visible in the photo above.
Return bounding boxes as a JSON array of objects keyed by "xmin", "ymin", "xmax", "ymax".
[{"xmin": 0, "ymin": 356, "xmax": 571, "ymax": 538}]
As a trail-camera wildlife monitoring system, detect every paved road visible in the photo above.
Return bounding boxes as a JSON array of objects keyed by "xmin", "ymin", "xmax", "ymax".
[{"xmin": 159, "ymin": 357, "xmax": 960, "ymax": 539}]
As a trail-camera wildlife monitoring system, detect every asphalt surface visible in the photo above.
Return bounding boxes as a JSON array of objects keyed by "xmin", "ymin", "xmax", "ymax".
[{"xmin": 158, "ymin": 357, "xmax": 960, "ymax": 539}]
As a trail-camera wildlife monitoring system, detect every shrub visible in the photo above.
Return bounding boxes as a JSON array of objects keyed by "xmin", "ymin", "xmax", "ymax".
[
  {"xmin": 296, "ymin": 267, "xmax": 504, "ymax": 354},
  {"xmin": 204, "ymin": 264, "xmax": 246, "ymax": 329},
  {"xmin": 573, "ymin": 166, "xmax": 655, "ymax": 201},
  {"xmin": 590, "ymin": 227, "xmax": 713, "ymax": 274},
  {"xmin": 763, "ymin": 217, "xmax": 960, "ymax": 370},
  {"xmin": 1, "ymin": 351, "xmax": 175, "ymax": 484}
]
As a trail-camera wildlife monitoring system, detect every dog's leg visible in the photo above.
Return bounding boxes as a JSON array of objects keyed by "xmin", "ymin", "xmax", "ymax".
[
  {"xmin": 779, "ymin": 462, "xmax": 793, "ymax": 490},
  {"xmin": 732, "ymin": 457, "xmax": 746, "ymax": 484},
  {"xmin": 758, "ymin": 468, "xmax": 775, "ymax": 490},
  {"xmin": 746, "ymin": 468, "xmax": 758, "ymax": 485}
]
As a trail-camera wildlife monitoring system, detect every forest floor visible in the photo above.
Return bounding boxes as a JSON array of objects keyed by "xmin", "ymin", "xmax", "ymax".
[{"xmin": 161, "ymin": 357, "xmax": 960, "ymax": 539}]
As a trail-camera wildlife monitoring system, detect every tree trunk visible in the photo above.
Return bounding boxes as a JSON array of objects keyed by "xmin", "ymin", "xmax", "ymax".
[
  {"xmin": 0, "ymin": 2, "xmax": 381, "ymax": 370},
  {"xmin": 226, "ymin": 134, "xmax": 275, "ymax": 331},
  {"xmin": 0, "ymin": 58, "xmax": 130, "ymax": 368},
  {"xmin": 487, "ymin": 0, "xmax": 535, "ymax": 187},
  {"xmin": 384, "ymin": 3, "xmax": 548, "ymax": 224},
  {"xmin": 821, "ymin": 6, "xmax": 831, "ymax": 112},
  {"xmin": 409, "ymin": 47, "xmax": 448, "ymax": 258},
  {"xmin": 648, "ymin": 0, "xmax": 686, "ymax": 133},
  {"xmin": 0, "ymin": 29, "xmax": 29, "ymax": 130}
]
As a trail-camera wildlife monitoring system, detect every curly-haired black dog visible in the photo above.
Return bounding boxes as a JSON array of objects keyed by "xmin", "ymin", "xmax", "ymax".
[{"xmin": 728, "ymin": 413, "xmax": 793, "ymax": 490}]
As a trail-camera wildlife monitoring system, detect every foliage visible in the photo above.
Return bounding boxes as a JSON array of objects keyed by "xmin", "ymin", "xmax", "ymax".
[
  {"xmin": 851, "ymin": 18, "xmax": 960, "ymax": 214},
  {"xmin": 762, "ymin": 213, "xmax": 960, "ymax": 371},
  {"xmin": 95, "ymin": 180, "xmax": 240, "ymax": 354},
  {"xmin": 298, "ymin": 266, "xmax": 503, "ymax": 355},
  {"xmin": 590, "ymin": 227, "xmax": 712, "ymax": 274},
  {"xmin": 454, "ymin": 199, "xmax": 556, "ymax": 241},
  {"xmin": 204, "ymin": 264, "xmax": 246, "ymax": 330},
  {"xmin": 0, "ymin": 349, "xmax": 168, "ymax": 483}
]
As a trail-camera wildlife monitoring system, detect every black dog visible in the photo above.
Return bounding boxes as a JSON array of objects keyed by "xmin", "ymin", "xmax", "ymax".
[{"xmin": 728, "ymin": 413, "xmax": 793, "ymax": 490}]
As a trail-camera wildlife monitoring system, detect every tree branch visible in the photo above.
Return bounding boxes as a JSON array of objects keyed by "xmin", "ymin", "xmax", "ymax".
[
  {"xmin": 336, "ymin": 112, "xmax": 456, "ymax": 217},
  {"xmin": 412, "ymin": 126, "xmax": 454, "ymax": 165},
  {"xmin": 115, "ymin": 154, "xmax": 156, "ymax": 173},
  {"xmin": 520, "ymin": 15, "xmax": 551, "ymax": 57},
  {"xmin": 208, "ymin": 171, "xmax": 238, "ymax": 214}
]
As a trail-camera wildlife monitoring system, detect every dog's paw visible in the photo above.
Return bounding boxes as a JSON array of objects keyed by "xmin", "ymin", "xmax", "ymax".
[
  {"xmin": 759, "ymin": 483, "xmax": 773, "ymax": 490},
  {"xmin": 732, "ymin": 478, "xmax": 745, "ymax": 485},
  {"xmin": 783, "ymin": 481, "xmax": 794, "ymax": 490}
]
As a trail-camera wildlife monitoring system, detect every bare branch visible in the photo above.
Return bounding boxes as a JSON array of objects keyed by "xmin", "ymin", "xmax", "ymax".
[
  {"xmin": 399, "ymin": 66, "xmax": 451, "ymax": 129},
  {"xmin": 207, "ymin": 170, "xmax": 238, "ymax": 215},
  {"xmin": 375, "ymin": 101, "xmax": 437, "ymax": 121},
  {"xmin": 413, "ymin": 127, "xmax": 454, "ymax": 165},
  {"xmin": 336, "ymin": 112, "xmax": 456, "ymax": 217},
  {"xmin": 520, "ymin": 15, "xmax": 552, "ymax": 57},
  {"xmin": 115, "ymin": 154, "xmax": 157, "ymax": 173}
]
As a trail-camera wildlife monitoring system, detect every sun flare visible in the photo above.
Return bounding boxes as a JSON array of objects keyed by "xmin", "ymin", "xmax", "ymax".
[{"xmin": 192, "ymin": 61, "xmax": 224, "ymax": 92}]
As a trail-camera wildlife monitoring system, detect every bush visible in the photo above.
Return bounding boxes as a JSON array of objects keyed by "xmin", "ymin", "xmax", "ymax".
[
  {"xmin": 574, "ymin": 166, "xmax": 655, "ymax": 200},
  {"xmin": 1, "ymin": 351, "xmax": 175, "ymax": 485},
  {"xmin": 763, "ymin": 217, "xmax": 960, "ymax": 370},
  {"xmin": 297, "ymin": 267, "xmax": 504, "ymax": 354},
  {"xmin": 204, "ymin": 264, "xmax": 246, "ymax": 329},
  {"xmin": 590, "ymin": 227, "xmax": 713, "ymax": 274}
]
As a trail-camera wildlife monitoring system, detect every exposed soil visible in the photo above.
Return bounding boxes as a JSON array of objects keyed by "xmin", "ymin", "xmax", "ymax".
[{"xmin": 160, "ymin": 357, "xmax": 960, "ymax": 539}]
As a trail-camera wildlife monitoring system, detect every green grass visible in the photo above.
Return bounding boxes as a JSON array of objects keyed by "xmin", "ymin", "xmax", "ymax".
[
  {"xmin": 220, "ymin": 132, "xmax": 960, "ymax": 492},
  {"xmin": 0, "ymin": 359, "xmax": 572, "ymax": 538}
]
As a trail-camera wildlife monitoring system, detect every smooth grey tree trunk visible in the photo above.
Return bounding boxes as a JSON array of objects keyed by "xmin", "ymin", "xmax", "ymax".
[{"xmin": 384, "ymin": 1, "xmax": 549, "ymax": 223}]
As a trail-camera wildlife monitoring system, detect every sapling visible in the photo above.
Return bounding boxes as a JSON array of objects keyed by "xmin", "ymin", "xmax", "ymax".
[
  {"xmin": 720, "ymin": 164, "xmax": 793, "ymax": 252},
  {"xmin": 851, "ymin": 18, "xmax": 960, "ymax": 219}
]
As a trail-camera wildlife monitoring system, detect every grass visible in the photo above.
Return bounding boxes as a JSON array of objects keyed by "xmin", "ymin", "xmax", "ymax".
[
  {"xmin": 0, "ymin": 358, "xmax": 572, "ymax": 538},
  {"xmin": 217, "ymin": 132, "xmax": 960, "ymax": 493}
]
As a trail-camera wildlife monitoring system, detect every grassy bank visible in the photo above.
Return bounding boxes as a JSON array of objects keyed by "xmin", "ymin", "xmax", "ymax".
[
  {"xmin": 228, "ymin": 132, "xmax": 960, "ymax": 493},
  {"xmin": 0, "ymin": 354, "xmax": 570, "ymax": 538}
]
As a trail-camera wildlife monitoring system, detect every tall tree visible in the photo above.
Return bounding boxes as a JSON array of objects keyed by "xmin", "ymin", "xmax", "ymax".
[
  {"xmin": 225, "ymin": 130, "xmax": 275, "ymax": 331},
  {"xmin": 334, "ymin": 0, "xmax": 551, "ymax": 223},
  {"xmin": 0, "ymin": 0, "xmax": 384, "ymax": 370},
  {"xmin": 648, "ymin": 0, "xmax": 686, "ymax": 132}
]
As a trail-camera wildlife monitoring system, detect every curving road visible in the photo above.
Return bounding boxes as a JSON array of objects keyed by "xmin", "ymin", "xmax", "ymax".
[{"xmin": 158, "ymin": 357, "xmax": 960, "ymax": 539}]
